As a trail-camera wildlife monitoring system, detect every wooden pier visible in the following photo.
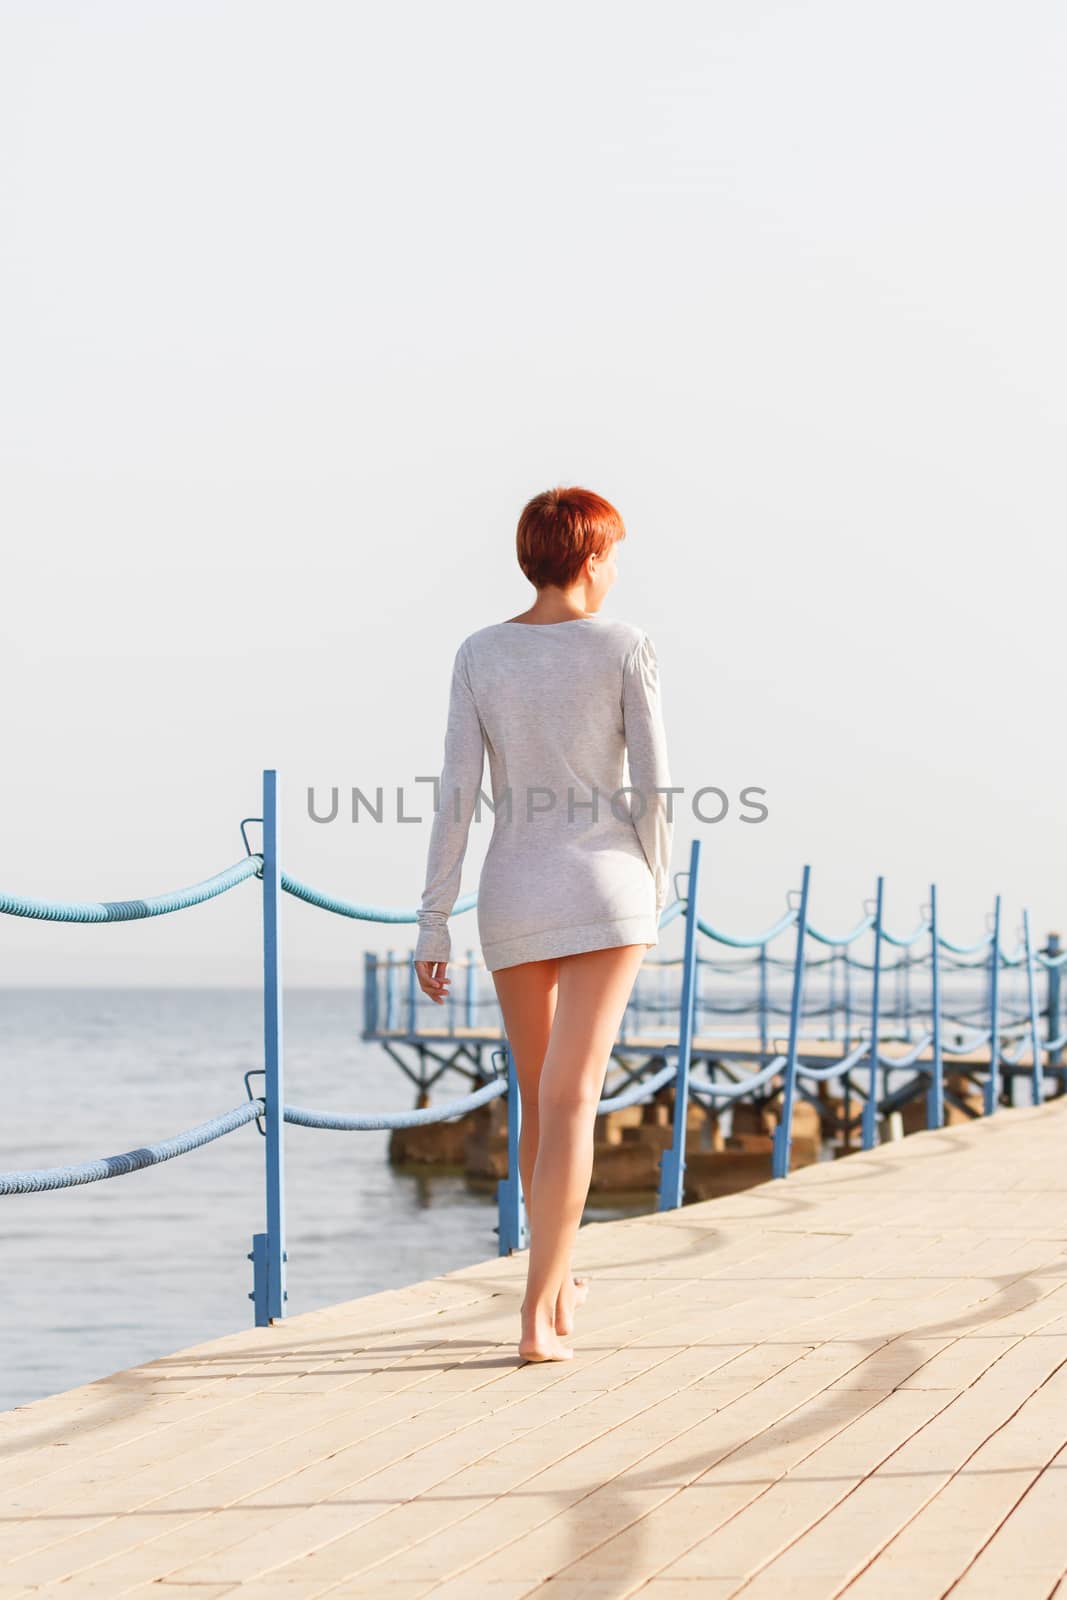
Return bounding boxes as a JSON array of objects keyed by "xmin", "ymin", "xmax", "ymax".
[{"xmin": 4, "ymin": 1097, "xmax": 1067, "ymax": 1598}]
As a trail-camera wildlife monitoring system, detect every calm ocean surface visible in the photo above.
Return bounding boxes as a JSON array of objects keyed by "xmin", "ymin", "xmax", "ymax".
[{"xmin": 2, "ymin": 988, "xmax": 642, "ymax": 1413}]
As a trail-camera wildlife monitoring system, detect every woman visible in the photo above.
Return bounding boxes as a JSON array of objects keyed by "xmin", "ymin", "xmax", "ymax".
[{"xmin": 412, "ymin": 486, "xmax": 674, "ymax": 1364}]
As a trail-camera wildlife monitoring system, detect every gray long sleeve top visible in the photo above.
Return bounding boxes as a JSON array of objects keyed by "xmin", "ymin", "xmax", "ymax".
[{"xmin": 414, "ymin": 615, "xmax": 674, "ymax": 972}]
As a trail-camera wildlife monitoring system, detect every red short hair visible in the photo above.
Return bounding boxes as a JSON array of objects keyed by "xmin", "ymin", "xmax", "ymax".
[{"xmin": 516, "ymin": 486, "xmax": 626, "ymax": 590}]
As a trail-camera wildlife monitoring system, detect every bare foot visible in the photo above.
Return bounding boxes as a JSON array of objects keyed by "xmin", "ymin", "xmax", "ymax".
[
  {"xmin": 519, "ymin": 1297, "xmax": 575, "ymax": 1363},
  {"xmin": 517, "ymin": 1331, "xmax": 574, "ymax": 1363},
  {"xmin": 554, "ymin": 1275, "xmax": 591, "ymax": 1337}
]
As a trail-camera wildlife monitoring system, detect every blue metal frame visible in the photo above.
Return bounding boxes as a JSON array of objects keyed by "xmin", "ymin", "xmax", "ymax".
[
  {"xmin": 772, "ymin": 863, "xmax": 812, "ymax": 1179},
  {"xmin": 657, "ymin": 836, "xmax": 702, "ymax": 1210}
]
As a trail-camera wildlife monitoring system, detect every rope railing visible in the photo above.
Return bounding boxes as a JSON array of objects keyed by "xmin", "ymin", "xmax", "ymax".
[
  {"xmin": 687, "ymin": 1054, "xmax": 789, "ymax": 1101},
  {"xmin": 0, "ymin": 1102, "xmax": 264, "ymax": 1194},
  {"xmin": 694, "ymin": 910, "xmax": 797, "ymax": 947},
  {"xmin": 597, "ymin": 1059, "xmax": 678, "ymax": 1114},
  {"xmin": 880, "ymin": 919, "xmax": 933, "ymax": 948},
  {"xmin": 0, "ymin": 857, "xmax": 261, "ymax": 922},
  {"xmin": 805, "ymin": 914, "xmax": 877, "ymax": 947},
  {"xmin": 281, "ymin": 873, "xmax": 479, "ymax": 923},
  {"xmin": 280, "ymin": 1077, "xmax": 507, "ymax": 1131}
]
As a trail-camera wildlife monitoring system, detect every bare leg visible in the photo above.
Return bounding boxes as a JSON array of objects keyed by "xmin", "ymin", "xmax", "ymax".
[
  {"xmin": 491, "ymin": 957, "xmax": 589, "ymax": 1335},
  {"xmin": 519, "ymin": 943, "xmax": 648, "ymax": 1362}
]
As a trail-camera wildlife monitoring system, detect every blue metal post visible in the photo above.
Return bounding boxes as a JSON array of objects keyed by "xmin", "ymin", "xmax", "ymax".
[
  {"xmin": 895, "ymin": 945, "xmax": 903, "ymax": 1039},
  {"xmin": 758, "ymin": 940, "xmax": 769, "ymax": 1062},
  {"xmin": 926, "ymin": 884, "xmax": 944, "ymax": 1129},
  {"xmin": 843, "ymin": 938, "xmax": 853, "ymax": 1049},
  {"xmin": 772, "ymin": 863, "xmax": 811, "ymax": 1180},
  {"xmin": 252, "ymin": 768, "xmax": 287, "ymax": 1325},
  {"xmin": 1023, "ymin": 908, "xmax": 1044, "ymax": 1108},
  {"xmin": 983, "ymin": 894, "xmax": 1002, "ymax": 1115},
  {"xmin": 658, "ymin": 836, "xmax": 702, "ymax": 1210},
  {"xmin": 1046, "ymin": 933, "xmax": 1062, "ymax": 1066},
  {"xmin": 861, "ymin": 876, "xmax": 885, "ymax": 1151},
  {"xmin": 465, "ymin": 950, "xmax": 476, "ymax": 1030},
  {"xmin": 386, "ymin": 954, "xmax": 398, "ymax": 1030},
  {"xmin": 407, "ymin": 957, "xmax": 419, "ymax": 1032},
  {"xmin": 496, "ymin": 1042, "xmax": 527, "ymax": 1253}
]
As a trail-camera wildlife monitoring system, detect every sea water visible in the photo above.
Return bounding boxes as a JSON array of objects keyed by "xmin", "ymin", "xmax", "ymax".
[{"xmin": 1, "ymin": 987, "xmax": 639, "ymax": 1411}]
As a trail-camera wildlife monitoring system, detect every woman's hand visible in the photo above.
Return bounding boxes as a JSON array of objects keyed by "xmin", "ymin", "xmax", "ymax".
[{"xmin": 414, "ymin": 959, "xmax": 451, "ymax": 1005}]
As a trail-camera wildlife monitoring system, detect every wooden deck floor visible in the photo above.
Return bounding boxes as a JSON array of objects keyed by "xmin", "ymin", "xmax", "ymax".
[{"xmin": 4, "ymin": 1099, "xmax": 1067, "ymax": 1598}]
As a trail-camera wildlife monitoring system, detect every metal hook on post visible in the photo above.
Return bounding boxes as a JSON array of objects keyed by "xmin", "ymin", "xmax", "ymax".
[
  {"xmin": 239, "ymin": 816, "xmax": 262, "ymax": 863},
  {"xmin": 242, "ymin": 1069, "xmax": 267, "ymax": 1138}
]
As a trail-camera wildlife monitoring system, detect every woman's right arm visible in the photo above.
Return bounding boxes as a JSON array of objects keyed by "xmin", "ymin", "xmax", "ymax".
[{"xmin": 414, "ymin": 637, "xmax": 486, "ymax": 967}]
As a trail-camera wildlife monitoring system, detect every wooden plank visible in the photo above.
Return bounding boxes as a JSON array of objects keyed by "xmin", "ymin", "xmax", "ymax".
[{"xmin": 944, "ymin": 1439, "xmax": 1067, "ymax": 1599}]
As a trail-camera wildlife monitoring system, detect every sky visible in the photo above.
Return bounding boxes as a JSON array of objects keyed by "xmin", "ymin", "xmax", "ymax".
[{"xmin": 1, "ymin": 0, "xmax": 1064, "ymax": 986}]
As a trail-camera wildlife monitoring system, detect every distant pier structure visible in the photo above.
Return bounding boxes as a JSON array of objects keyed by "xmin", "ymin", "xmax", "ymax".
[{"xmin": 364, "ymin": 884, "xmax": 1066, "ymax": 1199}]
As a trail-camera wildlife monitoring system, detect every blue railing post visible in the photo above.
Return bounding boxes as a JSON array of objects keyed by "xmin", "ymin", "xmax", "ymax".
[
  {"xmin": 861, "ymin": 876, "xmax": 885, "ymax": 1151},
  {"xmin": 363, "ymin": 952, "xmax": 379, "ymax": 1035},
  {"xmin": 658, "ymin": 836, "xmax": 702, "ymax": 1210},
  {"xmin": 407, "ymin": 958, "xmax": 419, "ymax": 1032},
  {"xmin": 843, "ymin": 938, "xmax": 853, "ymax": 1051},
  {"xmin": 1046, "ymin": 933, "xmax": 1062, "ymax": 1066},
  {"xmin": 465, "ymin": 951, "xmax": 476, "ymax": 1030},
  {"xmin": 386, "ymin": 954, "xmax": 398, "ymax": 1030},
  {"xmin": 1023, "ymin": 908, "xmax": 1044, "ymax": 1108},
  {"xmin": 496, "ymin": 1042, "xmax": 527, "ymax": 1253},
  {"xmin": 926, "ymin": 883, "xmax": 944, "ymax": 1129},
  {"xmin": 983, "ymin": 894, "xmax": 1002, "ymax": 1115},
  {"xmin": 758, "ymin": 939, "xmax": 769, "ymax": 1062},
  {"xmin": 772, "ymin": 863, "xmax": 811, "ymax": 1180},
  {"xmin": 255, "ymin": 768, "xmax": 288, "ymax": 1324}
]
